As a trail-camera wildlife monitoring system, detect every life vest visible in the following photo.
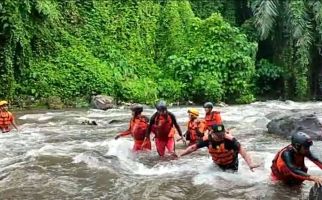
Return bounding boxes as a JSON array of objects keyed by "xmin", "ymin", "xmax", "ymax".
[
  {"xmin": 205, "ymin": 111, "xmax": 222, "ymax": 129},
  {"xmin": 186, "ymin": 119, "xmax": 206, "ymax": 141},
  {"xmin": 152, "ymin": 114, "xmax": 174, "ymax": 140},
  {"xmin": 130, "ymin": 116, "xmax": 148, "ymax": 141},
  {"xmin": 208, "ymin": 141, "xmax": 235, "ymax": 166},
  {"xmin": 0, "ymin": 111, "xmax": 13, "ymax": 132},
  {"xmin": 271, "ymin": 145, "xmax": 307, "ymax": 183}
]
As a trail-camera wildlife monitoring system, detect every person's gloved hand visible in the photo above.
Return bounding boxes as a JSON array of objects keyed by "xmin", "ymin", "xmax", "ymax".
[
  {"xmin": 310, "ymin": 175, "xmax": 322, "ymax": 187},
  {"xmin": 249, "ymin": 163, "xmax": 261, "ymax": 172},
  {"xmin": 114, "ymin": 135, "xmax": 120, "ymax": 140}
]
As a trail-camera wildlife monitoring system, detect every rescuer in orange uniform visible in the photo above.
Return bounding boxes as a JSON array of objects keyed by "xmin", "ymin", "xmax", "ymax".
[
  {"xmin": 185, "ymin": 108, "xmax": 206, "ymax": 146},
  {"xmin": 0, "ymin": 101, "xmax": 18, "ymax": 133},
  {"xmin": 143, "ymin": 100, "xmax": 186, "ymax": 157},
  {"xmin": 114, "ymin": 104, "xmax": 151, "ymax": 151},
  {"xmin": 203, "ymin": 102, "xmax": 222, "ymax": 131},
  {"xmin": 271, "ymin": 131, "xmax": 322, "ymax": 186},
  {"xmin": 179, "ymin": 124, "xmax": 259, "ymax": 171}
]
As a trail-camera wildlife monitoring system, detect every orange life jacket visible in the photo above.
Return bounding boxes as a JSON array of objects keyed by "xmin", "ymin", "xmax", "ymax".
[
  {"xmin": 208, "ymin": 142, "xmax": 235, "ymax": 166},
  {"xmin": 0, "ymin": 111, "xmax": 13, "ymax": 131},
  {"xmin": 187, "ymin": 119, "xmax": 206, "ymax": 141},
  {"xmin": 152, "ymin": 114, "xmax": 174, "ymax": 140},
  {"xmin": 205, "ymin": 111, "xmax": 222, "ymax": 129},
  {"xmin": 130, "ymin": 116, "xmax": 149, "ymax": 141},
  {"xmin": 271, "ymin": 145, "xmax": 307, "ymax": 183}
]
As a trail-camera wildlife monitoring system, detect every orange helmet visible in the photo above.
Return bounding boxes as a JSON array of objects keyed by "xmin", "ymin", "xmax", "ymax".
[{"xmin": 188, "ymin": 108, "xmax": 199, "ymax": 117}]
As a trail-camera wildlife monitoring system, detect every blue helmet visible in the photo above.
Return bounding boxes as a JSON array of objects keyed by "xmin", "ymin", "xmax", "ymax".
[
  {"xmin": 155, "ymin": 100, "xmax": 167, "ymax": 111},
  {"xmin": 291, "ymin": 132, "xmax": 313, "ymax": 149},
  {"xmin": 203, "ymin": 102, "xmax": 213, "ymax": 109}
]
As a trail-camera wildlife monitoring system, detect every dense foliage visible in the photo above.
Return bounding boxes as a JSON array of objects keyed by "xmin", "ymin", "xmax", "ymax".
[
  {"xmin": 191, "ymin": 0, "xmax": 322, "ymax": 100},
  {"xmin": 1, "ymin": 0, "xmax": 321, "ymax": 107}
]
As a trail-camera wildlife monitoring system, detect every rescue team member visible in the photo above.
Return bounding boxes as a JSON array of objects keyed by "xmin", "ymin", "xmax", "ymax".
[
  {"xmin": 143, "ymin": 100, "xmax": 186, "ymax": 157},
  {"xmin": 185, "ymin": 108, "xmax": 206, "ymax": 146},
  {"xmin": 114, "ymin": 104, "xmax": 151, "ymax": 151},
  {"xmin": 178, "ymin": 124, "xmax": 260, "ymax": 171},
  {"xmin": 203, "ymin": 102, "xmax": 222, "ymax": 131},
  {"xmin": 271, "ymin": 132, "xmax": 322, "ymax": 186},
  {"xmin": 0, "ymin": 101, "xmax": 18, "ymax": 133}
]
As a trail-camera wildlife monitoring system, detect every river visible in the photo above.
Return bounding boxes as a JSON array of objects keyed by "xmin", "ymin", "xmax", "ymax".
[{"xmin": 0, "ymin": 100, "xmax": 321, "ymax": 199}]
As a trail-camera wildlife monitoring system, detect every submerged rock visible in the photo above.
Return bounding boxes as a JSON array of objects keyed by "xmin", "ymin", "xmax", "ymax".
[
  {"xmin": 81, "ymin": 120, "xmax": 97, "ymax": 125},
  {"xmin": 108, "ymin": 119, "xmax": 129, "ymax": 124}
]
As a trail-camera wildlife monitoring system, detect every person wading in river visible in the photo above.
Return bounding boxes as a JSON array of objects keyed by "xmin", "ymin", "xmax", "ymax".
[
  {"xmin": 114, "ymin": 104, "xmax": 151, "ymax": 151},
  {"xmin": 203, "ymin": 102, "xmax": 222, "ymax": 131},
  {"xmin": 271, "ymin": 131, "xmax": 322, "ymax": 186},
  {"xmin": 184, "ymin": 108, "xmax": 206, "ymax": 146},
  {"xmin": 142, "ymin": 100, "xmax": 186, "ymax": 157},
  {"xmin": 178, "ymin": 124, "xmax": 260, "ymax": 171},
  {"xmin": 0, "ymin": 100, "xmax": 18, "ymax": 133}
]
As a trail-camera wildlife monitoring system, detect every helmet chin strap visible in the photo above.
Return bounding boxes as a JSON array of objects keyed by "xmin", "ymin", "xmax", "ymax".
[{"xmin": 292, "ymin": 144, "xmax": 301, "ymax": 152}]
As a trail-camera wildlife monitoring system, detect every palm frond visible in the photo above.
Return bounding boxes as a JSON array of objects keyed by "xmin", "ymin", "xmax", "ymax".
[
  {"xmin": 252, "ymin": 0, "xmax": 279, "ymax": 40},
  {"xmin": 285, "ymin": 1, "xmax": 313, "ymax": 50},
  {"xmin": 308, "ymin": 0, "xmax": 322, "ymax": 22},
  {"xmin": 286, "ymin": 1, "xmax": 310, "ymax": 41},
  {"xmin": 308, "ymin": 0, "xmax": 322, "ymax": 43}
]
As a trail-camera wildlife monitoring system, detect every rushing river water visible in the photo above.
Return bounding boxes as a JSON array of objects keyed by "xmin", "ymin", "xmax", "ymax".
[{"xmin": 0, "ymin": 100, "xmax": 321, "ymax": 200}]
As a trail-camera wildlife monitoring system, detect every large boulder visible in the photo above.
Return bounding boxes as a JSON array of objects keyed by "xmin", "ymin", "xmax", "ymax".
[
  {"xmin": 47, "ymin": 96, "xmax": 64, "ymax": 109},
  {"xmin": 309, "ymin": 184, "xmax": 322, "ymax": 200},
  {"xmin": 266, "ymin": 111, "xmax": 322, "ymax": 140},
  {"xmin": 91, "ymin": 95, "xmax": 115, "ymax": 110}
]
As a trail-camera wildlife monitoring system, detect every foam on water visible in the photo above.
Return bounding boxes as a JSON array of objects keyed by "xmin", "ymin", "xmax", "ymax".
[{"xmin": 2, "ymin": 100, "xmax": 322, "ymax": 199}]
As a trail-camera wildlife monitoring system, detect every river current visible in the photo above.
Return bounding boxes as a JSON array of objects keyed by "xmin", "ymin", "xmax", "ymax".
[{"xmin": 0, "ymin": 100, "xmax": 321, "ymax": 199}]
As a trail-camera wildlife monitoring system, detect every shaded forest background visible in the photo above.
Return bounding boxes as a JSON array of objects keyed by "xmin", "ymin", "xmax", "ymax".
[{"xmin": 1, "ymin": 0, "xmax": 322, "ymax": 107}]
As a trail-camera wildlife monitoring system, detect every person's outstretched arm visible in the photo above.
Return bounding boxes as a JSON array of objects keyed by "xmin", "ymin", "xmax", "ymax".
[
  {"xmin": 145, "ymin": 113, "xmax": 156, "ymax": 139},
  {"xmin": 178, "ymin": 139, "xmax": 208, "ymax": 157},
  {"xmin": 169, "ymin": 112, "xmax": 183, "ymax": 137},
  {"xmin": 169, "ymin": 112, "xmax": 186, "ymax": 145},
  {"xmin": 178, "ymin": 144, "xmax": 198, "ymax": 157},
  {"xmin": 9, "ymin": 113, "xmax": 18, "ymax": 131},
  {"xmin": 12, "ymin": 120, "xmax": 19, "ymax": 131},
  {"xmin": 283, "ymin": 150, "xmax": 322, "ymax": 186},
  {"xmin": 239, "ymin": 146, "xmax": 261, "ymax": 171},
  {"xmin": 307, "ymin": 150, "xmax": 322, "ymax": 169},
  {"xmin": 115, "ymin": 120, "xmax": 132, "ymax": 139}
]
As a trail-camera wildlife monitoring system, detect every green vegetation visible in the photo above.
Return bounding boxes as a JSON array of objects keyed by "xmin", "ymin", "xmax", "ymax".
[{"xmin": 1, "ymin": 0, "xmax": 321, "ymax": 107}]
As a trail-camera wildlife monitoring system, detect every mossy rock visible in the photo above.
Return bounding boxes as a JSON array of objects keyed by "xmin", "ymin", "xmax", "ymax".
[{"xmin": 47, "ymin": 96, "xmax": 64, "ymax": 109}]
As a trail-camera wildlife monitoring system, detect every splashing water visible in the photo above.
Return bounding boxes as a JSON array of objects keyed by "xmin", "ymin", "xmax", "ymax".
[{"xmin": 0, "ymin": 101, "xmax": 321, "ymax": 199}]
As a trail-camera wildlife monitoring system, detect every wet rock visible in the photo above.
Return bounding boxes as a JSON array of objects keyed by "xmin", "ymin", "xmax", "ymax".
[
  {"xmin": 309, "ymin": 184, "xmax": 322, "ymax": 200},
  {"xmin": 215, "ymin": 101, "xmax": 228, "ymax": 107},
  {"xmin": 265, "ymin": 110, "xmax": 295, "ymax": 120},
  {"xmin": 47, "ymin": 96, "xmax": 64, "ymax": 109},
  {"xmin": 108, "ymin": 119, "xmax": 129, "ymax": 124},
  {"xmin": 266, "ymin": 112, "xmax": 322, "ymax": 140},
  {"xmin": 91, "ymin": 95, "xmax": 115, "ymax": 110},
  {"xmin": 81, "ymin": 120, "xmax": 97, "ymax": 125}
]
